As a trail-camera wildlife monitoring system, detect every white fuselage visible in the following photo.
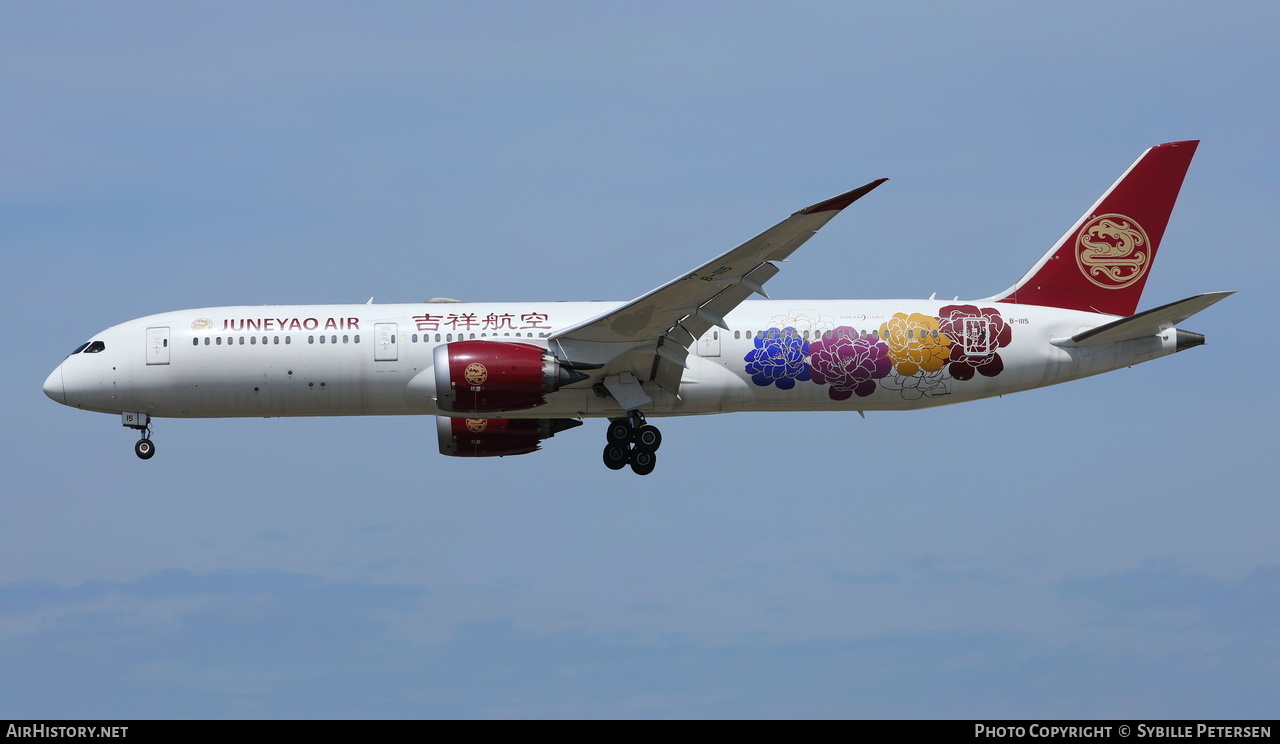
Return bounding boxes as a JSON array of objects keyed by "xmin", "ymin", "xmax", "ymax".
[
  {"xmin": 43, "ymin": 299, "xmax": 1179, "ymax": 421},
  {"xmin": 40, "ymin": 141, "xmax": 1222, "ymax": 472}
]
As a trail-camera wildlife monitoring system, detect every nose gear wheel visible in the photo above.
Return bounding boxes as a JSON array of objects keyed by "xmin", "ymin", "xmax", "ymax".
[
  {"xmin": 134, "ymin": 438, "xmax": 156, "ymax": 460},
  {"xmin": 123, "ymin": 413, "xmax": 157, "ymax": 460}
]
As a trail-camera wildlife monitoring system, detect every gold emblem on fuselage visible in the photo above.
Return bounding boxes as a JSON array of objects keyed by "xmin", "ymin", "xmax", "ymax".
[
  {"xmin": 1075, "ymin": 213, "xmax": 1150, "ymax": 289},
  {"xmin": 464, "ymin": 363, "xmax": 489, "ymax": 386},
  {"xmin": 191, "ymin": 318, "xmax": 213, "ymax": 332}
]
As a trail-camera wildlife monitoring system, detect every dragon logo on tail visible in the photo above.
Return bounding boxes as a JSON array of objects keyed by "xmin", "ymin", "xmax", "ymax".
[{"xmin": 1076, "ymin": 213, "xmax": 1150, "ymax": 289}]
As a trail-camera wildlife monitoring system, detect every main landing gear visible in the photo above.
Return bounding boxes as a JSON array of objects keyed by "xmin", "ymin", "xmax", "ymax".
[
  {"xmin": 601, "ymin": 411, "xmax": 662, "ymax": 476},
  {"xmin": 123, "ymin": 412, "xmax": 155, "ymax": 460}
]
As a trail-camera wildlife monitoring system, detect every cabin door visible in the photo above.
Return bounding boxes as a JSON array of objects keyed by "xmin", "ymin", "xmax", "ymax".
[
  {"xmin": 962, "ymin": 317, "xmax": 993, "ymax": 357},
  {"xmin": 145, "ymin": 326, "xmax": 170, "ymax": 365},
  {"xmin": 374, "ymin": 323, "xmax": 398, "ymax": 361},
  {"xmin": 698, "ymin": 330, "xmax": 721, "ymax": 357}
]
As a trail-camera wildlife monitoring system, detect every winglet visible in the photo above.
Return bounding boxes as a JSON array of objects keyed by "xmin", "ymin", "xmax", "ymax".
[{"xmin": 794, "ymin": 178, "xmax": 889, "ymax": 215}]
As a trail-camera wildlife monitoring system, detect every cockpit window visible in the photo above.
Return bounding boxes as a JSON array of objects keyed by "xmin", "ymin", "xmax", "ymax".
[
  {"xmin": 70, "ymin": 342, "xmax": 91, "ymax": 355},
  {"xmin": 84, "ymin": 341, "xmax": 106, "ymax": 353}
]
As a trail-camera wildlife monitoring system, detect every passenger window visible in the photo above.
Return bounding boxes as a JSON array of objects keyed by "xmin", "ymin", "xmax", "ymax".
[
  {"xmin": 250, "ymin": 336, "xmax": 257, "ymax": 345},
  {"xmin": 192, "ymin": 338, "xmax": 199, "ymax": 346},
  {"xmin": 319, "ymin": 335, "xmax": 326, "ymax": 344},
  {"xmin": 332, "ymin": 335, "xmax": 338, "ymax": 344},
  {"xmin": 216, "ymin": 337, "xmax": 222, "ymax": 345},
  {"xmin": 343, "ymin": 335, "xmax": 349, "ymax": 344},
  {"xmin": 354, "ymin": 335, "xmax": 360, "ymax": 343},
  {"xmin": 285, "ymin": 336, "xmax": 291, "ymax": 344},
  {"xmin": 204, "ymin": 337, "xmax": 210, "ymax": 345}
]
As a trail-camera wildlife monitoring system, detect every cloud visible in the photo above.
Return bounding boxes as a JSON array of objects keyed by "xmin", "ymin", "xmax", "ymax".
[
  {"xmin": 0, "ymin": 570, "xmax": 423, "ymax": 717},
  {"xmin": 1, "ymin": 563, "xmax": 1276, "ymax": 718}
]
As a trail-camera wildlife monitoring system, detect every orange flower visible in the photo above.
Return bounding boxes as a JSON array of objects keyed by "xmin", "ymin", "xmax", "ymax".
[{"xmin": 878, "ymin": 313, "xmax": 952, "ymax": 377}]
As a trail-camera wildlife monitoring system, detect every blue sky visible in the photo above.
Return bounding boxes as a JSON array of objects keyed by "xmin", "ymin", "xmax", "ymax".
[{"xmin": 2, "ymin": 1, "xmax": 1277, "ymax": 718}]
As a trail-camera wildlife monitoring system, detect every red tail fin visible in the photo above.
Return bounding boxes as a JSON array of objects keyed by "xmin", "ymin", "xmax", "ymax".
[{"xmin": 993, "ymin": 140, "xmax": 1198, "ymax": 317}]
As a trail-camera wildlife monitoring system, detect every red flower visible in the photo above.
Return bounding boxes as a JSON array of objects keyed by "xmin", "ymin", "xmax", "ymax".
[{"xmin": 935, "ymin": 305, "xmax": 1011, "ymax": 380}]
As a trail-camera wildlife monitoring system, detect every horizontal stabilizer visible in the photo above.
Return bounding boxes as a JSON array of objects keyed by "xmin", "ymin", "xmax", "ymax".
[{"xmin": 1052, "ymin": 291, "xmax": 1233, "ymax": 347}]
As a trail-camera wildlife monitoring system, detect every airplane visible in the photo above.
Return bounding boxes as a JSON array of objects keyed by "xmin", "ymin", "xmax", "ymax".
[{"xmin": 43, "ymin": 140, "xmax": 1230, "ymax": 475}]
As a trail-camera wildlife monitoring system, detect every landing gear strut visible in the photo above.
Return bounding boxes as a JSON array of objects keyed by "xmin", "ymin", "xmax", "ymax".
[
  {"xmin": 124, "ymin": 412, "xmax": 155, "ymax": 460},
  {"xmin": 600, "ymin": 410, "xmax": 661, "ymax": 475}
]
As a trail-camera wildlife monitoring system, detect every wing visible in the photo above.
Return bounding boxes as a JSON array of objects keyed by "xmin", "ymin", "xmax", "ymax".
[{"xmin": 549, "ymin": 178, "xmax": 887, "ymax": 406}]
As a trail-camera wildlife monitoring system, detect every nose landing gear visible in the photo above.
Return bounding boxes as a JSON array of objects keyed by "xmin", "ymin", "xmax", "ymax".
[
  {"xmin": 123, "ymin": 412, "xmax": 155, "ymax": 460},
  {"xmin": 600, "ymin": 411, "xmax": 661, "ymax": 475},
  {"xmin": 134, "ymin": 437, "xmax": 156, "ymax": 460}
]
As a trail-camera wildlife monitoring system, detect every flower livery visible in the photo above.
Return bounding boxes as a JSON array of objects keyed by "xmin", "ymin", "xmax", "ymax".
[
  {"xmin": 935, "ymin": 304, "xmax": 1012, "ymax": 380},
  {"xmin": 877, "ymin": 312, "xmax": 954, "ymax": 400},
  {"xmin": 770, "ymin": 309, "xmax": 834, "ymax": 337},
  {"xmin": 879, "ymin": 312, "xmax": 952, "ymax": 377},
  {"xmin": 807, "ymin": 326, "xmax": 892, "ymax": 400},
  {"xmin": 744, "ymin": 327, "xmax": 810, "ymax": 389},
  {"xmin": 879, "ymin": 370, "xmax": 951, "ymax": 400},
  {"xmin": 743, "ymin": 306, "xmax": 1013, "ymax": 398}
]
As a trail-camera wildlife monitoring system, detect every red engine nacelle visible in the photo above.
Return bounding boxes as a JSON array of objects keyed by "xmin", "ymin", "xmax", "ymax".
[
  {"xmin": 436, "ymin": 416, "xmax": 583, "ymax": 458},
  {"xmin": 430, "ymin": 341, "xmax": 587, "ymax": 413}
]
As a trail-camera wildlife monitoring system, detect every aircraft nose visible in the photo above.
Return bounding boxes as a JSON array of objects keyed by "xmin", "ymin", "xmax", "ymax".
[{"xmin": 43, "ymin": 365, "xmax": 65, "ymax": 405}]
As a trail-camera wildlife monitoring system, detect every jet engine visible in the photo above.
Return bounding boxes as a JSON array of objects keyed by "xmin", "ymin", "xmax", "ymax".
[
  {"xmin": 436, "ymin": 416, "xmax": 583, "ymax": 457},
  {"xmin": 425, "ymin": 341, "xmax": 588, "ymax": 413}
]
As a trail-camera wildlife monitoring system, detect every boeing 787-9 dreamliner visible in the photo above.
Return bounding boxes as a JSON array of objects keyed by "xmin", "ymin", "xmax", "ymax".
[{"xmin": 44, "ymin": 141, "xmax": 1230, "ymax": 475}]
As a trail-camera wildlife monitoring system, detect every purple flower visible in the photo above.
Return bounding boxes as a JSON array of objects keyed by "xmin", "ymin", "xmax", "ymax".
[
  {"xmin": 808, "ymin": 326, "xmax": 892, "ymax": 400},
  {"xmin": 744, "ymin": 327, "xmax": 810, "ymax": 390}
]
